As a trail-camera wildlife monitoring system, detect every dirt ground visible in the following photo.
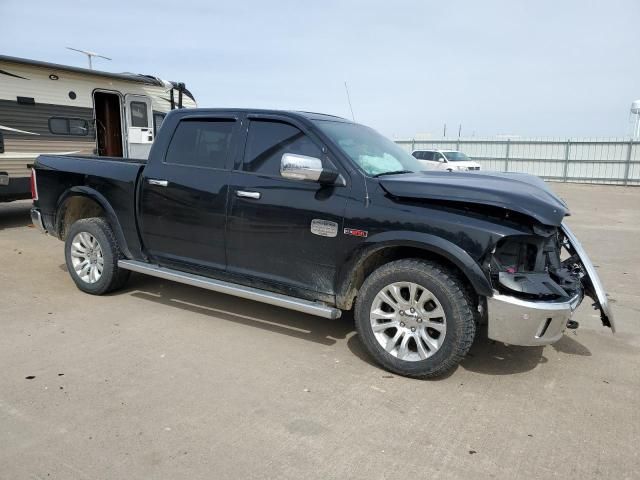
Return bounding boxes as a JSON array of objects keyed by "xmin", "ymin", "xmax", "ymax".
[{"xmin": 1, "ymin": 183, "xmax": 638, "ymax": 480}]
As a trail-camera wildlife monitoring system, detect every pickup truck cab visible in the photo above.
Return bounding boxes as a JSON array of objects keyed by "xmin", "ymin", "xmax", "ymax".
[{"xmin": 31, "ymin": 108, "xmax": 613, "ymax": 378}]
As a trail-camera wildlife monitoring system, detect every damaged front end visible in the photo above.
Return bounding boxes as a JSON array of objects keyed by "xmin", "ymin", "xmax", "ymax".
[{"xmin": 485, "ymin": 223, "xmax": 614, "ymax": 346}]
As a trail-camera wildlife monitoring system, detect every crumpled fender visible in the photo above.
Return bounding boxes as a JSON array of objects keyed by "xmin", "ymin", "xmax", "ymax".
[{"xmin": 336, "ymin": 230, "xmax": 493, "ymax": 309}]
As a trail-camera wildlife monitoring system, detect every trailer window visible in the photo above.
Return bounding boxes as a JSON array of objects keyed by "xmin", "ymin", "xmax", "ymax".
[
  {"xmin": 48, "ymin": 117, "xmax": 89, "ymax": 136},
  {"xmin": 130, "ymin": 101, "xmax": 149, "ymax": 128},
  {"xmin": 153, "ymin": 113, "xmax": 166, "ymax": 134}
]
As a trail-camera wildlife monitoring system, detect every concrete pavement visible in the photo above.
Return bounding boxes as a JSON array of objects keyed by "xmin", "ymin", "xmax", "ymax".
[{"xmin": 0, "ymin": 183, "xmax": 638, "ymax": 479}]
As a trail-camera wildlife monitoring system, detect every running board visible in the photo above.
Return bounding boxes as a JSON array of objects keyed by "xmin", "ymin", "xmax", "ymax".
[{"xmin": 118, "ymin": 260, "xmax": 342, "ymax": 319}]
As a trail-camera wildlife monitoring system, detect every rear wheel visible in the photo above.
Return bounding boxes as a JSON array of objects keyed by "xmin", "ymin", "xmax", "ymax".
[
  {"xmin": 64, "ymin": 218, "xmax": 130, "ymax": 295},
  {"xmin": 355, "ymin": 259, "xmax": 475, "ymax": 378}
]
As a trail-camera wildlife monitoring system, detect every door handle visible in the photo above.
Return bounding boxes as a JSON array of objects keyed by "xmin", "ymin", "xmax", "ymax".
[
  {"xmin": 147, "ymin": 178, "xmax": 168, "ymax": 187},
  {"xmin": 236, "ymin": 190, "xmax": 261, "ymax": 200}
]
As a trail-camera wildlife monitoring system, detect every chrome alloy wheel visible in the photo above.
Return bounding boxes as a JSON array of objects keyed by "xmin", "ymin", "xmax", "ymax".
[
  {"xmin": 370, "ymin": 282, "xmax": 447, "ymax": 361},
  {"xmin": 70, "ymin": 232, "xmax": 104, "ymax": 284}
]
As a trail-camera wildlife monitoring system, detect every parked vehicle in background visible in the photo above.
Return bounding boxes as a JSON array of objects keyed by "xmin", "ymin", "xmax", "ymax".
[
  {"xmin": 0, "ymin": 55, "xmax": 196, "ymax": 202},
  {"xmin": 30, "ymin": 109, "xmax": 613, "ymax": 378},
  {"xmin": 412, "ymin": 149, "xmax": 481, "ymax": 171}
]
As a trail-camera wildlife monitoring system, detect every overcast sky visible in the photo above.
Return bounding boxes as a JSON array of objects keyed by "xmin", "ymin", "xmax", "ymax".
[{"xmin": 1, "ymin": 0, "xmax": 638, "ymax": 138}]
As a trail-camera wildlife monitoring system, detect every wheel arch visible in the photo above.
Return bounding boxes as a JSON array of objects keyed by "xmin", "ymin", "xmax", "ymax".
[
  {"xmin": 55, "ymin": 186, "xmax": 132, "ymax": 259},
  {"xmin": 335, "ymin": 232, "xmax": 492, "ymax": 310}
]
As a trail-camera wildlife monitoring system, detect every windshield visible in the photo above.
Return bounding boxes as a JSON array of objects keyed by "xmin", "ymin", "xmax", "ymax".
[
  {"xmin": 314, "ymin": 120, "xmax": 424, "ymax": 176},
  {"xmin": 443, "ymin": 151, "xmax": 471, "ymax": 161}
]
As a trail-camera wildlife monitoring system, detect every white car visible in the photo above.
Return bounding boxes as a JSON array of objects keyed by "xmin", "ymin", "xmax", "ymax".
[{"xmin": 412, "ymin": 149, "xmax": 482, "ymax": 172}]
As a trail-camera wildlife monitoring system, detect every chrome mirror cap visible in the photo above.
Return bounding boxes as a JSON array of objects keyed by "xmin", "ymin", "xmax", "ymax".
[{"xmin": 280, "ymin": 153, "xmax": 323, "ymax": 182}]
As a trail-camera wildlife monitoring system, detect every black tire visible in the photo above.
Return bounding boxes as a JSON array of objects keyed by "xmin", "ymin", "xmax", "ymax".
[
  {"xmin": 354, "ymin": 259, "xmax": 476, "ymax": 378},
  {"xmin": 64, "ymin": 217, "xmax": 130, "ymax": 295}
]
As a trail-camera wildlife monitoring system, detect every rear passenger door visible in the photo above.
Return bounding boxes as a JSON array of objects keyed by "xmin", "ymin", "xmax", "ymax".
[
  {"xmin": 139, "ymin": 114, "xmax": 240, "ymax": 272},
  {"xmin": 225, "ymin": 115, "xmax": 351, "ymax": 296}
]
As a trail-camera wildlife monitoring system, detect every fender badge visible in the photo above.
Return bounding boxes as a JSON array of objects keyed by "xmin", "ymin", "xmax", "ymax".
[
  {"xmin": 310, "ymin": 219, "xmax": 338, "ymax": 237},
  {"xmin": 344, "ymin": 228, "xmax": 368, "ymax": 238}
]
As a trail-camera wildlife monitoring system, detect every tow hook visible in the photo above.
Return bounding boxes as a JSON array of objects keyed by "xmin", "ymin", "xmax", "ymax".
[{"xmin": 566, "ymin": 320, "xmax": 579, "ymax": 330}]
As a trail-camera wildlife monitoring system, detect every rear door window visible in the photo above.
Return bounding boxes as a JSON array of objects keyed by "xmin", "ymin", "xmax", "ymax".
[{"xmin": 165, "ymin": 119, "xmax": 235, "ymax": 169}]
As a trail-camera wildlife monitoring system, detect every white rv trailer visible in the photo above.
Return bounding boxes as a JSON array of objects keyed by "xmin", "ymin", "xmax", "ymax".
[{"xmin": 0, "ymin": 55, "xmax": 197, "ymax": 202}]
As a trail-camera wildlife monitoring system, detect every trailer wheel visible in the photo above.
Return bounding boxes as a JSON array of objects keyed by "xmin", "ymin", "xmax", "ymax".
[
  {"xmin": 64, "ymin": 218, "xmax": 130, "ymax": 295},
  {"xmin": 354, "ymin": 259, "xmax": 476, "ymax": 378}
]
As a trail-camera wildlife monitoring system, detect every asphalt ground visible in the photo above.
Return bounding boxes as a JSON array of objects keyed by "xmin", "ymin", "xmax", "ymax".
[{"xmin": 1, "ymin": 182, "xmax": 638, "ymax": 479}]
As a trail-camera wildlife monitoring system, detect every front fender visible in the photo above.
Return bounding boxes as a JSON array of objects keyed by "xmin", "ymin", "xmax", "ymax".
[{"xmin": 336, "ymin": 230, "xmax": 493, "ymax": 308}]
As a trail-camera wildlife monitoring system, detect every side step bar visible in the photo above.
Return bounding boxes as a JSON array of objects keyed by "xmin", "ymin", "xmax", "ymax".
[{"xmin": 118, "ymin": 260, "xmax": 342, "ymax": 320}]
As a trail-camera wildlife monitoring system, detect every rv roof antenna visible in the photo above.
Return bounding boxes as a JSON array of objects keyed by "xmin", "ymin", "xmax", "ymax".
[
  {"xmin": 66, "ymin": 47, "xmax": 112, "ymax": 70},
  {"xmin": 344, "ymin": 81, "xmax": 355, "ymax": 121},
  {"xmin": 631, "ymin": 100, "xmax": 640, "ymax": 138}
]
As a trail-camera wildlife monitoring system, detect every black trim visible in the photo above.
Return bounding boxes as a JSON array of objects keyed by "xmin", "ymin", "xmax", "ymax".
[
  {"xmin": 0, "ymin": 68, "xmax": 29, "ymax": 80},
  {"xmin": 17, "ymin": 96, "xmax": 35, "ymax": 105},
  {"xmin": 0, "ymin": 98, "xmax": 94, "ymax": 139},
  {"xmin": 0, "ymin": 130, "xmax": 4, "ymax": 153}
]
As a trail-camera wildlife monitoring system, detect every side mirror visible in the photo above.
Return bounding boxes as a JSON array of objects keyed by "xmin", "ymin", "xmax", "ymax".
[{"xmin": 280, "ymin": 153, "xmax": 341, "ymax": 185}]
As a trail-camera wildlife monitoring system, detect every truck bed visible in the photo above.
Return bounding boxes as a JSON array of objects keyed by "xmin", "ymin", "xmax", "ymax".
[{"xmin": 33, "ymin": 154, "xmax": 146, "ymax": 254}]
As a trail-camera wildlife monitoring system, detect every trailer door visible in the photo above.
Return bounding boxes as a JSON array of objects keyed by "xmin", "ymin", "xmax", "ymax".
[{"xmin": 125, "ymin": 94, "xmax": 154, "ymax": 159}]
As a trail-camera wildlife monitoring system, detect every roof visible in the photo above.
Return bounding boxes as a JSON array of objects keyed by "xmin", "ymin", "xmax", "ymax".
[
  {"xmin": 292, "ymin": 111, "xmax": 351, "ymax": 122},
  {"xmin": 0, "ymin": 54, "xmax": 195, "ymax": 101},
  {"xmin": 169, "ymin": 108, "xmax": 351, "ymax": 123}
]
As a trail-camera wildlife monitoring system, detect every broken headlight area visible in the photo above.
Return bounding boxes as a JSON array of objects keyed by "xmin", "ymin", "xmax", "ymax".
[{"xmin": 489, "ymin": 231, "xmax": 583, "ymax": 302}]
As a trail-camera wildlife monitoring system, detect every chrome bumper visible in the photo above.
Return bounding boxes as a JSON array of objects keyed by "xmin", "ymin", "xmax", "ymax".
[
  {"xmin": 30, "ymin": 208, "xmax": 46, "ymax": 233},
  {"xmin": 487, "ymin": 292, "xmax": 582, "ymax": 346}
]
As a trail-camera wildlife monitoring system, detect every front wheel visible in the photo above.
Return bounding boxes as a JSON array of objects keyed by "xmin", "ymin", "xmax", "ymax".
[
  {"xmin": 354, "ymin": 259, "xmax": 476, "ymax": 378},
  {"xmin": 64, "ymin": 217, "xmax": 130, "ymax": 295}
]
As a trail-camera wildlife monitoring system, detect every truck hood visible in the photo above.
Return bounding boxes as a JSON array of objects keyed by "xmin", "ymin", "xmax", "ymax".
[{"xmin": 378, "ymin": 171, "xmax": 569, "ymax": 226}]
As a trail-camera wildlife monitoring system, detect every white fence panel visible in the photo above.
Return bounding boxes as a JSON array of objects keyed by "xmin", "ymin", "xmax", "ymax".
[{"xmin": 395, "ymin": 138, "xmax": 639, "ymax": 185}]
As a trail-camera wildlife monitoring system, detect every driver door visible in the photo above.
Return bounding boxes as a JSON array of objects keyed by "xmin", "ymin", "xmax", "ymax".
[{"xmin": 225, "ymin": 115, "xmax": 351, "ymax": 295}]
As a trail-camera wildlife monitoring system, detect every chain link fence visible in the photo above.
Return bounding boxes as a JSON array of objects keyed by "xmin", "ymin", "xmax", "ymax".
[{"xmin": 394, "ymin": 138, "xmax": 640, "ymax": 185}]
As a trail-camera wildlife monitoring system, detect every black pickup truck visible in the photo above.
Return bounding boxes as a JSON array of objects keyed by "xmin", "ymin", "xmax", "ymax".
[{"xmin": 30, "ymin": 109, "xmax": 614, "ymax": 378}]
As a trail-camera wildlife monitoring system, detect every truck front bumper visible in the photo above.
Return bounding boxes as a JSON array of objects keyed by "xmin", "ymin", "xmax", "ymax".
[{"xmin": 487, "ymin": 291, "xmax": 582, "ymax": 346}]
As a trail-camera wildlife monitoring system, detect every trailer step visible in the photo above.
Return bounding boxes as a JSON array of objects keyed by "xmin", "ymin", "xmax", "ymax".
[{"xmin": 118, "ymin": 260, "xmax": 342, "ymax": 319}]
